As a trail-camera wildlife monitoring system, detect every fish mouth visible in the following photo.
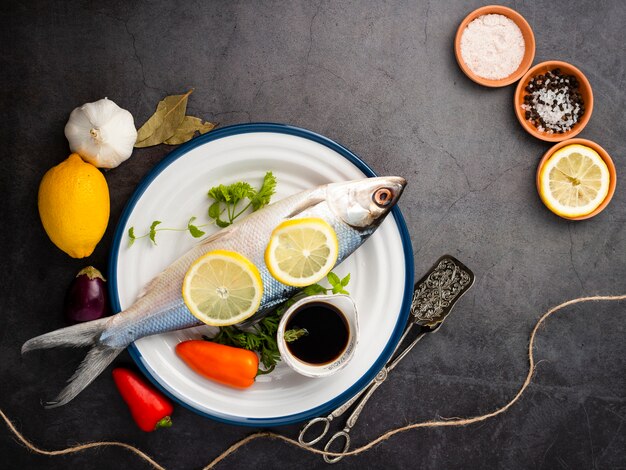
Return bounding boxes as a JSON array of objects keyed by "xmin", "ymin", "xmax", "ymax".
[
  {"xmin": 392, "ymin": 177, "xmax": 407, "ymax": 204},
  {"xmin": 387, "ymin": 176, "xmax": 406, "ymax": 201},
  {"xmin": 387, "ymin": 176, "xmax": 407, "ymax": 187}
]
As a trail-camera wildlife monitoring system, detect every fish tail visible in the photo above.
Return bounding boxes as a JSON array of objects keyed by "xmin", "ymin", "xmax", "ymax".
[
  {"xmin": 21, "ymin": 318, "xmax": 110, "ymax": 352},
  {"xmin": 22, "ymin": 318, "xmax": 124, "ymax": 408},
  {"xmin": 43, "ymin": 344, "xmax": 123, "ymax": 408}
]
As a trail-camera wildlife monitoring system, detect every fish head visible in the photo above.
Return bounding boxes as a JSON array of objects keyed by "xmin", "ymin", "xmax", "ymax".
[{"xmin": 326, "ymin": 176, "xmax": 406, "ymax": 228}]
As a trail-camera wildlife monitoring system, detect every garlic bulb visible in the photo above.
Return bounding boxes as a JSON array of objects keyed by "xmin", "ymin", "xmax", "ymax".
[{"xmin": 64, "ymin": 98, "xmax": 137, "ymax": 169}]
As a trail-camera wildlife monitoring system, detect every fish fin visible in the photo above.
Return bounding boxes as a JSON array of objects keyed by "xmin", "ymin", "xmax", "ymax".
[
  {"xmin": 22, "ymin": 318, "xmax": 123, "ymax": 407},
  {"xmin": 44, "ymin": 344, "xmax": 123, "ymax": 408},
  {"xmin": 21, "ymin": 317, "xmax": 109, "ymax": 353},
  {"xmin": 284, "ymin": 195, "xmax": 325, "ymax": 219}
]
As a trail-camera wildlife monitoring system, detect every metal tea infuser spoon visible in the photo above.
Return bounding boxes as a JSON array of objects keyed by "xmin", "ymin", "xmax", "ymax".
[{"xmin": 297, "ymin": 255, "xmax": 475, "ymax": 463}]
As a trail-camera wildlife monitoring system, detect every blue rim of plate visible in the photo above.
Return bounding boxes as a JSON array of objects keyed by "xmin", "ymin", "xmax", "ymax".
[{"xmin": 108, "ymin": 122, "xmax": 414, "ymax": 427}]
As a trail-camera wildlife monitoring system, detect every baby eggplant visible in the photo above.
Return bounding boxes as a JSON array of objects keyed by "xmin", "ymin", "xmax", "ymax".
[{"xmin": 64, "ymin": 266, "xmax": 109, "ymax": 324}]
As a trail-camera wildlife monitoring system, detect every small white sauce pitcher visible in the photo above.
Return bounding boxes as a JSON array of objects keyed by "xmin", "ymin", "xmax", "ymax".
[{"xmin": 277, "ymin": 294, "xmax": 359, "ymax": 378}]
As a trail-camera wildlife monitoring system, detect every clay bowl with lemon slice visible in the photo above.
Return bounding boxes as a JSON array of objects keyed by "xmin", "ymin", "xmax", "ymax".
[
  {"xmin": 537, "ymin": 138, "xmax": 616, "ymax": 221},
  {"xmin": 515, "ymin": 61, "xmax": 593, "ymax": 142}
]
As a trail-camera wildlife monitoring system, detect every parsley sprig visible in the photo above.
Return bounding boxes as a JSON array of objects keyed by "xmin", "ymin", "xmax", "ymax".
[
  {"xmin": 209, "ymin": 271, "xmax": 351, "ymax": 374},
  {"xmin": 128, "ymin": 217, "xmax": 207, "ymax": 246},
  {"xmin": 208, "ymin": 171, "xmax": 276, "ymax": 227},
  {"xmin": 128, "ymin": 172, "xmax": 276, "ymax": 245}
]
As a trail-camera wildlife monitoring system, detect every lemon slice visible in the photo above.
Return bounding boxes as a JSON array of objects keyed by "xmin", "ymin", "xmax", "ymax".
[
  {"xmin": 182, "ymin": 250, "xmax": 263, "ymax": 326},
  {"xmin": 265, "ymin": 217, "xmax": 339, "ymax": 287},
  {"xmin": 538, "ymin": 144, "xmax": 611, "ymax": 218}
]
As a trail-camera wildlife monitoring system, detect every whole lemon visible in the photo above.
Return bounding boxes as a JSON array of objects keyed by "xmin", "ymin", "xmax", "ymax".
[{"xmin": 38, "ymin": 153, "xmax": 110, "ymax": 258}]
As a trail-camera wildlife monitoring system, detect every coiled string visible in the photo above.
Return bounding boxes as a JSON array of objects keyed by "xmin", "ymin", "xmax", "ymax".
[{"xmin": 2, "ymin": 294, "xmax": 625, "ymax": 469}]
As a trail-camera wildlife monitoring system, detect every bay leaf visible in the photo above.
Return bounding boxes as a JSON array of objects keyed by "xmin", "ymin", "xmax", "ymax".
[
  {"xmin": 163, "ymin": 116, "xmax": 216, "ymax": 145},
  {"xmin": 134, "ymin": 90, "xmax": 193, "ymax": 147}
]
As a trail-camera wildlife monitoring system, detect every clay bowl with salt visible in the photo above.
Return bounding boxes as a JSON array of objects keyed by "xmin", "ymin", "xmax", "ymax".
[
  {"xmin": 514, "ymin": 60, "xmax": 594, "ymax": 142},
  {"xmin": 455, "ymin": 5, "xmax": 535, "ymax": 87}
]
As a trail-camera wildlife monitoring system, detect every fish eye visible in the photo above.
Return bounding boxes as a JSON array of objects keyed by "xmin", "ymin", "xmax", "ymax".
[{"xmin": 373, "ymin": 188, "xmax": 393, "ymax": 207}]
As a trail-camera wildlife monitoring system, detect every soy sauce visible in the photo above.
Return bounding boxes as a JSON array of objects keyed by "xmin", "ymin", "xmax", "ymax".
[{"xmin": 286, "ymin": 302, "xmax": 349, "ymax": 365}]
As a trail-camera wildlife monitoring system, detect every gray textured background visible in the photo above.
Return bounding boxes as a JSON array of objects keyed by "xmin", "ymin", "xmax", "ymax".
[{"xmin": 1, "ymin": 0, "xmax": 625, "ymax": 469}]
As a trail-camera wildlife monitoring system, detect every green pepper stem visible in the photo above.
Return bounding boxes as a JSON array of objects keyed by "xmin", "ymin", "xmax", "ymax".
[{"xmin": 155, "ymin": 416, "xmax": 172, "ymax": 430}]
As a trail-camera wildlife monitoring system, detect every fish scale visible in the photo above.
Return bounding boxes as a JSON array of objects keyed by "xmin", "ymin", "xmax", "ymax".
[{"xmin": 22, "ymin": 176, "xmax": 406, "ymax": 407}]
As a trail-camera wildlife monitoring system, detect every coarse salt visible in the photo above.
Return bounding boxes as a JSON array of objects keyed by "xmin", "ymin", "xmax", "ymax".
[
  {"xmin": 460, "ymin": 14, "xmax": 525, "ymax": 80},
  {"xmin": 521, "ymin": 69, "xmax": 584, "ymax": 134},
  {"xmin": 522, "ymin": 89, "xmax": 581, "ymax": 132}
]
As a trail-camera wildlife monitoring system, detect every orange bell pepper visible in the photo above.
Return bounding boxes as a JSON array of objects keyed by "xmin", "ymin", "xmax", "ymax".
[{"xmin": 176, "ymin": 340, "xmax": 259, "ymax": 388}]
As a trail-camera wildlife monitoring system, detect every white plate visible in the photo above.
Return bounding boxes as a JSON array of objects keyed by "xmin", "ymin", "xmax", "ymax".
[{"xmin": 108, "ymin": 123, "xmax": 414, "ymax": 426}]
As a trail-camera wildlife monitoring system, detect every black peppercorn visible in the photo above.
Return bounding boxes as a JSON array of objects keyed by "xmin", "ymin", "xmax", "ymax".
[{"xmin": 520, "ymin": 68, "xmax": 584, "ymax": 134}]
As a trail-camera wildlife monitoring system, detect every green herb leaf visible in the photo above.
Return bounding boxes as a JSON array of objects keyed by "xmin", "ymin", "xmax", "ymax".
[
  {"xmin": 188, "ymin": 225, "xmax": 205, "ymax": 238},
  {"xmin": 135, "ymin": 90, "xmax": 193, "ymax": 148},
  {"xmin": 208, "ymin": 201, "xmax": 221, "ymax": 220},
  {"xmin": 250, "ymin": 172, "xmax": 277, "ymax": 211},
  {"xmin": 302, "ymin": 284, "xmax": 327, "ymax": 296},
  {"xmin": 207, "ymin": 185, "xmax": 227, "ymax": 202},
  {"xmin": 128, "ymin": 227, "xmax": 136, "ymax": 246},
  {"xmin": 229, "ymin": 182, "xmax": 254, "ymax": 205},
  {"xmin": 187, "ymin": 217, "xmax": 206, "ymax": 238},
  {"xmin": 149, "ymin": 220, "xmax": 162, "ymax": 244},
  {"xmin": 327, "ymin": 272, "xmax": 341, "ymax": 288},
  {"xmin": 220, "ymin": 185, "xmax": 231, "ymax": 202},
  {"xmin": 341, "ymin": 273, "xmax": 351, "ymax": 286},
  {"xmin": 163, "ymin": 116, "xmax": 216, "ymax": 145},
  {"xmin": 284, "ymin": 328, "xmax": 308, "ymax": 342},
  {"xmin": 215, "ymin": 218, "xmax": 231, "ymax": 228}
]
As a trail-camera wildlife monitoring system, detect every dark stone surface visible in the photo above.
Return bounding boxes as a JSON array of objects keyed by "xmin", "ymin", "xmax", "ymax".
[{"xmin": 1, "ymin": 0, "xmax": 625, "ymax": 468}]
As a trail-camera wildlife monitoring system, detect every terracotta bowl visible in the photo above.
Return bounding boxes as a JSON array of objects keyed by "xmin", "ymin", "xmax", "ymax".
[
  {"xmin": 515, "ymin": 60, "xmax": 593, "ymax": 142},
  {"xmin": 454, "ymin": 5, "xmax": 535, "ymax": 87},
  {"xmin": 536, "ymin": 138, "xmax": 616, "ymax": 220}
]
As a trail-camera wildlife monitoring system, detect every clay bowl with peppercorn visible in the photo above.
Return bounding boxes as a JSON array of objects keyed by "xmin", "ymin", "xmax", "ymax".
[
  {"xmin": 515, "ymin": 60, "xmax": 593, "ymax": 142},
  {"xmin": 454, "ymin": 5, "xmax": 535, "ymax": 87}
]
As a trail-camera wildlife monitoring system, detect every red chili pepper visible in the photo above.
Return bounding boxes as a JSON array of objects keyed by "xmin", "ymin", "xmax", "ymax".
[
  {"xmin": 176, "ymin": 340, "xmax": 259, "ymax": 388},
  {"xmin": 112, "ymin": 368, "xmax": 174, "ymax": 432}
]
